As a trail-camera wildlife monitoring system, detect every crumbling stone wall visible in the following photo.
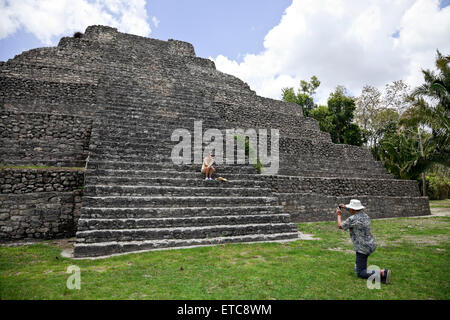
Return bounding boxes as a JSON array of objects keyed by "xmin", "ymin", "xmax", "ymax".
[
  {"xmin": 0, "ymin": 168, "xmax": 84, "ymax": 194},
  {"xmin": 0, "ymin": 168, "xmax": 84, "ymax": 241},
  {"xmin": 0, "ymin": 111, "xmax": 92, "ymax": 141},
  {"xmin": 278, "ymin": 193, "xmax": 431, "ymax": 222},
  {"xmin": 0, "ymin": 190, "xmax": 82, "ymax": 241}
]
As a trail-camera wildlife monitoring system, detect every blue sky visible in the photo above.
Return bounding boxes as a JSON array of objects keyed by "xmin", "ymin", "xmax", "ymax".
[
  {"xmin": 1, "ymin": 0, "xmax": 449, "ymax": 103},
  {"xmin": 147, "ymin": 0, "xmax": 292, "ymax": 62},
  {"xmin": 0, "ymin": 0, "xmax": 291, "ymax": 62}
]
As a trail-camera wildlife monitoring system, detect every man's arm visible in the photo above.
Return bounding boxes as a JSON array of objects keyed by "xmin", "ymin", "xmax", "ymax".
[{"xmin": 336, "ymin": 208, "xmax": 343, "ymax": 229}]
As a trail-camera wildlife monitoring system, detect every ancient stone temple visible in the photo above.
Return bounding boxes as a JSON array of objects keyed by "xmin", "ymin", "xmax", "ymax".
[{"xmin": 0, "ymin": 25, "xmax": 430, "ymax": 257}]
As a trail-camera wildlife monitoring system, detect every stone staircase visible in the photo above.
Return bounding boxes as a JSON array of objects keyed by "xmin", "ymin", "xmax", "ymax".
[{"xmin": 74, "ymin": 99, "xmax": 299, "ymax": 257}]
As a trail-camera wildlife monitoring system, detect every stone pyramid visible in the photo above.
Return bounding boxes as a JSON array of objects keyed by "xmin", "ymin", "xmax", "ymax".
[{"xmin": 0, "ymin": 26, "xmax": 430, "ymax": 257}]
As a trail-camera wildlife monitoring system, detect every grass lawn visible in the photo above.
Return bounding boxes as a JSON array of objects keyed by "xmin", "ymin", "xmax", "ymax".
[
  {"xmin": 0, "ymin": 216, "xmax": 449, "ymax": 300},
  {"xmin": 429, "ymin": 199, "xmax": 450, "ymax": 209}
]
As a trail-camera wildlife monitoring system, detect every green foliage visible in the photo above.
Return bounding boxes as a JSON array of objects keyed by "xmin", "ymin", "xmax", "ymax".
[
  {"xmin": 284, "ymin": 82, "xmax": 366, "ymax": 146},
  {"xmin": 424, "ymin": 165, "xmax": 450, "ymax": 200},
  {"xmin": 426, "ymin": 174, "xmax": 449, "ymax": 200},
  {"xmin": 282, "ymin": 75, "xmax": 320, "ymax": 116},
  {"xmin": 321, "ymin": 86, "xmax": 366, "ymax": 146},
  {"xmin": 384, "ymin": 50, "xmax": 450, "ymax": 193},
  {"xmin": 374, "ymin": 127, "xmax": 434, "ymax": 180},
  {"xmin": 369, "ymin": 50, "xmax": 450, "ymax": 194},
  {"xmin": 233, "ymin": 135, "xmax": 263, "ymax": 173},
  {"xmin": 309, "ymin": 105, "xmax": 334, "ymax": 133}
]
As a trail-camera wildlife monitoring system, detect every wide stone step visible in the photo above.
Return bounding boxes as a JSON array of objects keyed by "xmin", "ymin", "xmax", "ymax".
[
  {"xmin": 102, "ymin": 105, "xmax": 213, "ymax": 116},
  {"xmin": 76, "ymin": 222, "xmax": 299, "ymax": 243},
  {"xmin": 282, "ymin": 155, "xmax": 386, "ymax": 169},
  {"xmin": 73, "ymin": 231, "xmax": 300, "ymax": 257},
  {"xmin": 93, "ymin": 121, "xmax": 223, "ymax": 136},
  {"xmin": 80, "ymin": 205, "xmax": 285, "ymax": 219},
  {"xmin": 280, "ymin": 157, "xmax": 386, "ymax": 172},
  {"xmin": 86, "ymin": 161, "xmax": 258, "ymax": 174},
  {"xmin": 98, "ymin": 116, "xmax": 220, "ymax": 129},
  {"xmin": 278, "ymin": 165, "xmax": 391, "ymax": 177},
  {"xmin": 101, "ymin": 111, "xmax": 221, "ymax": 125},
  {"xmin": 85, "ymin": 170, "xmax": 259, "ymax": 181},
  {"xmin": 88, "ymin": 150, "xmax": 250, "ymax": 163},
  {"xmin": 87, "ymin": 151, "xmax": 174, "ymax": 162},
  {"xmin": 88, "ymin": 153, "xmax": 169, "ymax": 162},
  {"xmin": 93, "ymin": 124, "xmax": 326, "ymax": 142},
  {"xmin": 77, "ymin": 214, "xmax": 292, "ymax": 231},
  {"xmin": 90, "ymin": 138, "xmax": 239, "ymax": 150},
  {"xmin": 103, "ymin": 103, "xmax": 217, "ymax": 116},
  {"xmin": 82, "ymin": 195, "xmax": 279, "ymax": 208},
  {"xmin": 84, "ymin": 185, "xmax": 274, "ymax": 197},
  {"xmin": 278, "ymin": 139, "xmax": 374, "ymax": 161},
  {"xmin": 278, "ymin": 168, "xmax": 394, "ymax": 179},
  {"xmin": 85, "ymin": 176, "xmax": 267, "ymax": 187}
]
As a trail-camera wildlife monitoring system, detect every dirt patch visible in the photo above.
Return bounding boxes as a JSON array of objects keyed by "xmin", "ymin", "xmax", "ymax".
[
  {"xmin": 391, "ymin": 234, "xmax": 450, "ymax": 246},
  {"xmin": 0, "ymin": 237, "xmax": 76, "ymax": 249},
  {"xmin": 388, "ymin": 217, "xmax": 449, "ymax": 229},
  {"xmin": 49, "ymin": 238, "xmax": 76, "ymax": 249},
  {"xmin": 327, "ymin": 247, "xmax": 355, "ymax": 254},
  {"xmin": 430, "ymin": 208, "xmax": 450, "ymax": 216}
]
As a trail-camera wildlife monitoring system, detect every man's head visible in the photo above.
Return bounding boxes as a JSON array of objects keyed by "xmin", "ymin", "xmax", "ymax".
[
  {"xmin": 210, "ymin": 152, "xmax": 215, "ymax": 158},
  {"xmin": 346, "ymin": 199, "xmax": 365, "ymax": 215}
]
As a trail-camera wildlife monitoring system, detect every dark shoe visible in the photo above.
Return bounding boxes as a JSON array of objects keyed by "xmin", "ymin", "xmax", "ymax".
[{"xmin": 381, "ymin": 269, "xmax": 391, "ymax": 284}]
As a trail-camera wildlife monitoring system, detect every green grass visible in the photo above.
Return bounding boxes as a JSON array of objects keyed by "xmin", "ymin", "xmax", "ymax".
[
  {"xmin": 0, "ymin": 216, "xmax": 449, "ymax": 300},
  {"xmin": 429, "ymin": 199, "xmax": 450, "ymax": 209}
]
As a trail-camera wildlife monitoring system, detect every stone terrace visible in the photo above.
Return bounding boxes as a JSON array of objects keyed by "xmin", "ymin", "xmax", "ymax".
[{"xmin": 0, "ymin": 25, "xmax": 430, "ymax": 257}]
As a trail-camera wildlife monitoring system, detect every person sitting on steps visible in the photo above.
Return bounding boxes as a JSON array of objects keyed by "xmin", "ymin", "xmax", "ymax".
[
  {"xmin": 201, "ymin": 152, "xmax": 215, "ymax": 181},
  {"xmin": 336, "ymin": 199, "xmax": 391, "ymax": 284}
]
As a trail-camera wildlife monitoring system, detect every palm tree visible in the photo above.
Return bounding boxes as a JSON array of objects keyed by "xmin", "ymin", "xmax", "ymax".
[
  {"xmin": 400, "ymin": 50, "xmax": 450, "ymax": 195},
  {"xmin": 412, "ymin": 50, "xmax": 450, "ymax": 111}
]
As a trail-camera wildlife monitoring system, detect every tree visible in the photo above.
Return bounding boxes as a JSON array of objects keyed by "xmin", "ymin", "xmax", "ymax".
[
  {"xmin": 399, "ymin": 50, "xmax": 450, "ymax": 195},
  {"xmin": 355, "ymin": 81, "xmax": 412, "ymax": 148},
  {"xmin": 371, "ymin": 108, "xmax": 400, "ymax": 152},
  {"xmin": 354, "ymin": 85, "xmax": 382, "ymax": 131},
  {"xmin": 309, "ymin": 105, "xmax": 334, "ymax": 133},
  {"xmin": 384, "ymin": 80, "xmax": 412, "ymax": 114},
  {"xmin": 282, "ymin": 76, "xmax": 320, "ymax": 116},
  {"xmin": 354, "ymin": 85, "xmax": 382, "ymax": 147},
  {"xmin": 411, "ymin": 50, "xmax": 449, "ymax": 111},
  {"xmin": 326, "ymin": 86, "xmax": 366, "ymax": 146},
  {"xmin": 375, "ymin": 127, "xmax": 433, "ymax": 180},
  {"xmin": 282, "ymin": 80, "xmax": 366, "ymax": 146}
]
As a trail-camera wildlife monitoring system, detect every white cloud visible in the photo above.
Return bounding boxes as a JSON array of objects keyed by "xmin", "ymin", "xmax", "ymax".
[
  {"xmin": 0, "ymin": 0, "xmax": 151, "ymax": 45},
  {"xmin": 152, "ymin": 16, "xmax": 160, "ymax": 28},
  {"xmin": 213, "ymin": 0, "xmax": 450, "ymax": 105}
]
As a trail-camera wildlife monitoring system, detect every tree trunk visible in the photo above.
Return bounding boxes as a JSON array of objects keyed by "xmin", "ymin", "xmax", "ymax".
[
  {"xmin": 422, "ymin": 172, "xmax": 427, "ymax": 197},
  {"xmin": 418, "ymin": 127, "xmax": 427, "ymax": 197}
]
